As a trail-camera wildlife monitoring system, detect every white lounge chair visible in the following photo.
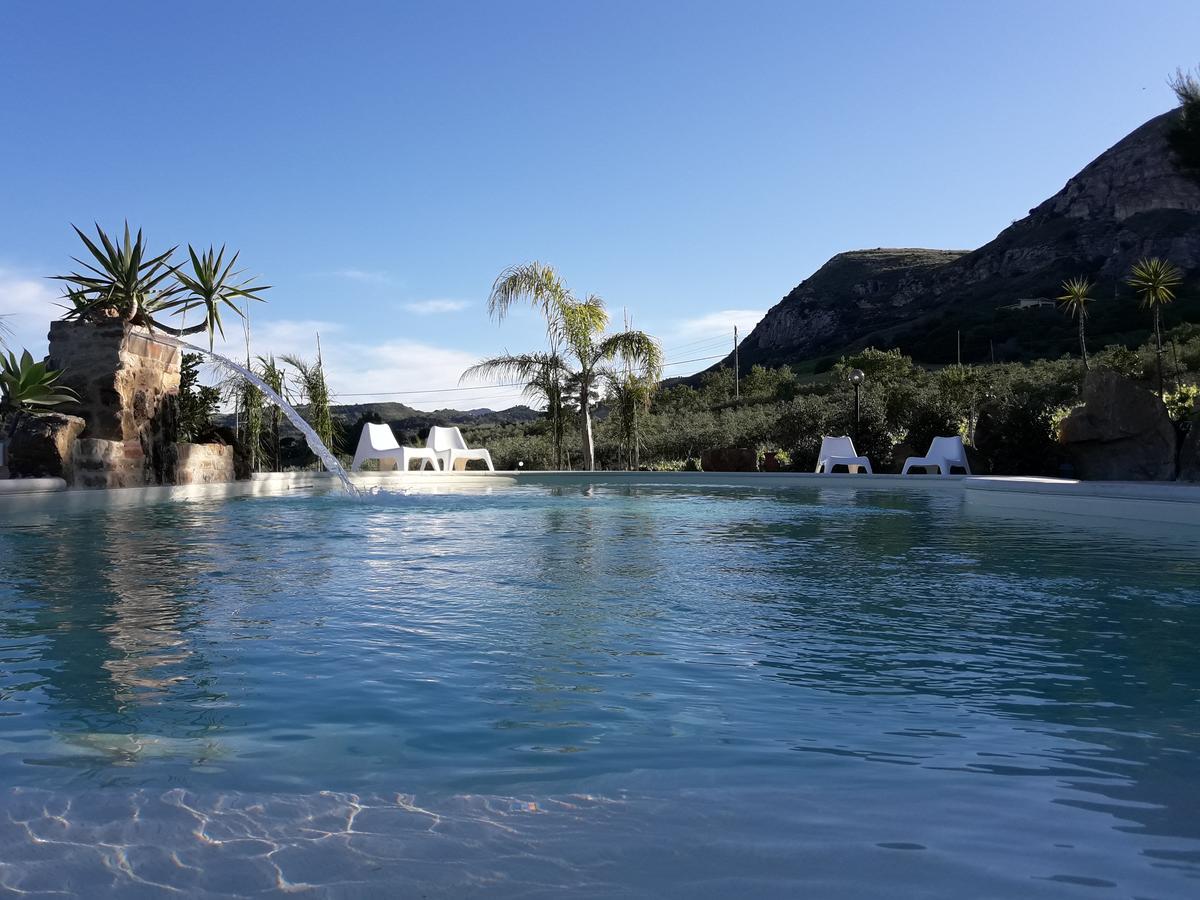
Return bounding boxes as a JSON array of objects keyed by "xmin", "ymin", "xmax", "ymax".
[
  {"xmin": 420, "ymin": 425, "xmax": 495, "ymax": 472},
  {"xmin": 901, "ymin": 436, "xmax": 971, "ymax": 475},
  {"xmin": 350, "ymin": 422, "xmax": 442, "ymax": 472},
  {"xmin": 814, "ymin": 435, "xmax": 873, "ymax": 474}
]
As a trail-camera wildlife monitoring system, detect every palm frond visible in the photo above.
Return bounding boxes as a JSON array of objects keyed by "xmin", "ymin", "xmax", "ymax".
[
  {"xmin": 1057, "ymin": 276, "xmax": 1094, "ymax": 319},
  {"xmin": 596, "ymin": 328, "xmax": 663, "ymax": 380},
  {"xmin": 1127, "ymin": 257, "xmax": 1182, "ymax": 308}
]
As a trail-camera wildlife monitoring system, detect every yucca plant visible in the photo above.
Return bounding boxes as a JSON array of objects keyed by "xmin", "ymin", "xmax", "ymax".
[
  {"xmin": 52, "ymin": 223, "xmax": 268, "ymax": 345},
  {"xmin": 174, "ymin": 245, "xmax": 272, "ymax": 347},
  {"xmin": 1127, "ymin": 257, "xmax": 1183, "ymax": 397},
  {"xmin": 0, "ymin": 349, "xmax": 79, "ymax": 416},
  {"xmin": 1057, "ymin": 276, "xmax": 1094, "ymax": 371}
]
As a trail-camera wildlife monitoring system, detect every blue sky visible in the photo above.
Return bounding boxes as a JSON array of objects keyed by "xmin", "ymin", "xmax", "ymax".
[{"xmin": 2, "ymin": 1, "xmax": 1198, "ymax": 409}]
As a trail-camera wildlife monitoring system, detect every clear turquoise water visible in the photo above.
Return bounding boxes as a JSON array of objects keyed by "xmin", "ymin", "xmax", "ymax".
[{"xmin": 0, "ymin": 485, "xmax": 1198, "ymax": 897}]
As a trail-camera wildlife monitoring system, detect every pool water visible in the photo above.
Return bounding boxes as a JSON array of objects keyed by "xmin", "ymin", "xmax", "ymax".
[{"xmin": 1, "ymin": 484, "xmax": 1198, "ymax": 897}]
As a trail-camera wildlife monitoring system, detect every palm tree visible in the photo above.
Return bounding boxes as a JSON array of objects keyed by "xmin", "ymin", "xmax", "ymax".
[
  {"xmin": 462, "ymin": 350, "xmax": 568, "ymax": 463},
  {"xmin": 480, "ymin": 263, "xmax": 572, "ymax": 467},
  {"xmin": 1057, "ymin": 276, "xmax": 1094, "ymax": 371},
  {"xmin": 559, "ymin": 295, "xmax": 661, "ymax": 470},
  {"xmin": 1126, "ymin": 257, "xmax": 1183, "ymax": 397},
  {"xmin": 469, "ymin": 263, "xmax": 662, "ymax": 471}
]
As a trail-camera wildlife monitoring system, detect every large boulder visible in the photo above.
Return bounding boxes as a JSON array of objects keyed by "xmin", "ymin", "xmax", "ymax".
[
  {"xmin": 1058, "ymin": 370, "xmax": 1177, "ymax": 480},
  {"xmin": 700, "ymin": 447, "xmax": 758, "ymax": 472},
  {"xmin": 5, "ymin": 412, "xmax": 87, "ymax": 479},
  {"xmin": 1179, "ymin": 423, "xmax": 1200, "ymax": 482}
]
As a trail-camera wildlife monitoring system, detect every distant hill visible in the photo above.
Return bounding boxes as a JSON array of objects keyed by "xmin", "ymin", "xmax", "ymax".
[{"xmin": 719, "ymin": 108, "xmax": 1200, "ymax": 371}]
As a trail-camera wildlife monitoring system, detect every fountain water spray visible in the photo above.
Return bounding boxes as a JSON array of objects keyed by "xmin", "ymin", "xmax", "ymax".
[{"xmin": 147, "ymin": 333, "xmax": 360, "ymax": 497}]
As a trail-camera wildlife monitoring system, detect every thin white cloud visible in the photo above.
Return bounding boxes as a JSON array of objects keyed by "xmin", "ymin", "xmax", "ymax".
[
  {"xmin": 332, "ymin": 268, "xmax": 393, "ymax": 285},
  {"xmin": 0, "ymin": 267, "xmax": 63, "ymax": 355},
  {"xmin": 212, "ymin": 319, "xmax": 527, "ymax": 412},
  {"xmin": 670, "ymin": 308, "xmax": 765, "ymax": 341},
  {"xmin": 401, "ymin": 299, "xmax": 469, "ymax": 315}
]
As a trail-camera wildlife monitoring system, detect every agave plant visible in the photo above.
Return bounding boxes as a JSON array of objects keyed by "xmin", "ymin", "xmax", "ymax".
[
  {"xmin": 0, "ymin": 349, "xmax": 79, "ymax": 416},
  {"xmin": 1127, "ymin": 257, "xmax": 1183, "ymax": 397},
  {"xmin": 1057, "ymin": 276, "xmax": 1094, "ymax": 370},
  {"xmin": 53, "ymin": 223, "xmax": 268, "ymax": 345}
]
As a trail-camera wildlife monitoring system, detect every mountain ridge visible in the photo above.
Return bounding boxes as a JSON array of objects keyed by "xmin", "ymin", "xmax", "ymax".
[{"xmin": 723, "ymin": 108, "xmax": 1200, "ymax": 370}]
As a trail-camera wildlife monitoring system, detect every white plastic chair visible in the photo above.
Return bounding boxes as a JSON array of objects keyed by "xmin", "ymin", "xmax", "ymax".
[
  {"xmin": 420, "ymin": 426, "xmax": 495, "ymax": 472},
  {"xmin": 814, "ymin": 436, "xmax": 873, "ymax": 474},
  {"xmin": 901, "ymin": 436, "xmax": 971, "ymax": 475},
  {"xmin": 350, "ymin": 423, "xmax": 442, "ymax": 472}
]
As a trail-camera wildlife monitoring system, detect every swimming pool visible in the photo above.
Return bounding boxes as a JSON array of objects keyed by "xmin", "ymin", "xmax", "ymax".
[{"xmin": 1, "ymin": 484, "xmax": 1198, "ymax": 897}]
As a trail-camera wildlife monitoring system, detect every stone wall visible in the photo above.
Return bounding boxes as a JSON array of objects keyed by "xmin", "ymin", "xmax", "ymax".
[
  {"xmin": 72, "ymin": 438, "xmax": 157, "ymax": 489},
  {"xmin": 173, "ymin": 443, "xmax": 235, "ymax": 485},
  {"xmin": 47, "ymin": 320, "xmax": 181, "ymax": 485}
]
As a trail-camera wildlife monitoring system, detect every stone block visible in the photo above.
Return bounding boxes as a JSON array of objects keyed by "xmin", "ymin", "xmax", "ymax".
[
  {"xmin": 173, "ymin": 443, "xmax": 235, "ymax": 485},
  {"xmin": 6, "ymin": 412, "xmax": 87, "ymax": 480}
]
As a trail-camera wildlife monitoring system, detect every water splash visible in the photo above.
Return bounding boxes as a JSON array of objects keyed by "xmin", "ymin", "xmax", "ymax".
[{"xmin": 146, "ymin": 333, "xmax": 360, "ymax": 497}]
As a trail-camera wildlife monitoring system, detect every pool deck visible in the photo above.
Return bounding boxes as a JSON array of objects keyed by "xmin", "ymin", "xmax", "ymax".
[{"xmin": 1, "ymin": 470, "xmax": 1198, "ymax": 528}]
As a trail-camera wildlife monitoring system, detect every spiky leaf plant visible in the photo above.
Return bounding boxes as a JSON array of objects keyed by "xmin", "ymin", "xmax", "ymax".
[
  {"xmin": 1057, "ymin": 276, "xmax": 1095, "ymax": 371},
  {"xmin": 52, "ymin": 223, "xmax": 268, "ymax": 345},
  {"xmin": 0, "ymin": 349, "xmax": 79, "ymax": 415},
  {"xmin": 173, "ymin": 245, "xmax": 271, "ymax": 348},
  {"xmin": 1127, "ymin": 257, "xmax": 1183, "ymax": 397}
]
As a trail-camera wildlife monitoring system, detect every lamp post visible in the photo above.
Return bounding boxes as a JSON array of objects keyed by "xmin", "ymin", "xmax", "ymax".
[{"xmin": 848, "ymin": 368, "xmax": 865, "ymax": 445}]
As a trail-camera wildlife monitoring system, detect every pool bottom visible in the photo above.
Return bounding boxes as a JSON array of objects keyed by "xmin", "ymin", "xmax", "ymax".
[{"xmin": 1, "ymin": 775, "xmax": 1192, "ymax": 899}]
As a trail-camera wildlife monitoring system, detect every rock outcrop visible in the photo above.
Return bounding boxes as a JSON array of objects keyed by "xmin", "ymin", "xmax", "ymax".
[
  {"xmin": 46, "ymin": 320, "xmax": 182, "ymax": 487},
  {"xmin": 1058, "ymin": 371, "xmax": 1177, "ymax": 480},
  {"xmin": 5, "ymin": 412, "xmax": 87, "ymax": 480},
  {"xmin": 727, "ymin": 109, "xmax": 1200, "ymax": 369},
  {"xmin": 1179, "ymin": 423, "xmax": 1200, "ymax": 482}
]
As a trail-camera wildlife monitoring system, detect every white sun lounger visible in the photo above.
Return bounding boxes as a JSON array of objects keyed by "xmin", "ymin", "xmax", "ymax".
[
  {"xmin": 901, "ymin": 436, "xmax": 971, "ymax": 475},
  {"xmin": 420, "ymin": 425, "xmax": 495, "ymax": 472},
  {"xmin": 814, "ymin": 435, "xmax": 873, "ymax": 474},
  {"xmin": 350, "ymin": 422, "xmax": 442, "ymax": 472}
]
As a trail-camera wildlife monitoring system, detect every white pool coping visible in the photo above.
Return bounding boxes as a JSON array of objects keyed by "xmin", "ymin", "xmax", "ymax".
[{"xmin": 0, "ymin": 470, "xmax": 1197, "ymax": 528}]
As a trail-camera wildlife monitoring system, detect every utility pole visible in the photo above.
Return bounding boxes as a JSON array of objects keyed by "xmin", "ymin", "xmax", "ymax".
[
  {"xmin": 733, "ymin": 325, "xmax": 740, "ymax": 401},
  {"xmin": 956, "ymin": 330, "xmax": 962, "ymax": 368}
]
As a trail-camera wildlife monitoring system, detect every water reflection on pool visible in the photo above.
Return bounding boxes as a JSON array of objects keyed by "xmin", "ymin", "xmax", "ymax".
[{"xmin": 1, "ymin": 485, "xmax": 1198, "ymax": 897}]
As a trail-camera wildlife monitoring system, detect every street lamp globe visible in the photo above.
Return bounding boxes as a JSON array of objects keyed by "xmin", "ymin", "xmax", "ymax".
[{"xmin": 848, "ymin": 368, "xmax": 865, "ymax": 386}]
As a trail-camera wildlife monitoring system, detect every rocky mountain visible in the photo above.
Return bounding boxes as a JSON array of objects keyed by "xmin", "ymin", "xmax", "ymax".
[{"xmin": 728, "ymin": 109, "xmax": 1200, "ymax": 370}]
